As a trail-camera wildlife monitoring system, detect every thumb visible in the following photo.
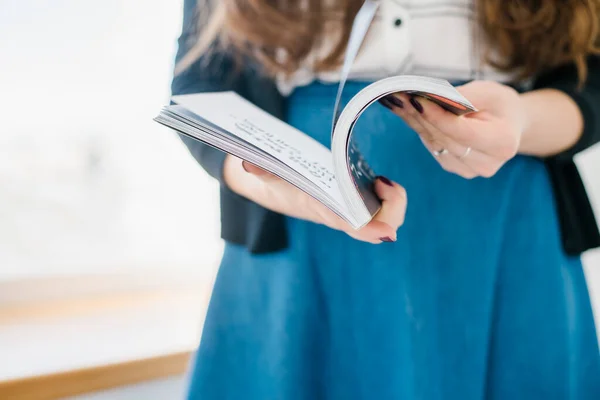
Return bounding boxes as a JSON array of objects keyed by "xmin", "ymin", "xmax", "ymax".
[
  {"xmin": 369, "ymin": 175, "xmax": 407, "ymax": 238},
  {"xmin": 242, "ymin": 161, "xmax": 279, "ymax": 181},
  {"xmin": 456, "ymin": 81, "xmax": 517, "ymax": 117}
]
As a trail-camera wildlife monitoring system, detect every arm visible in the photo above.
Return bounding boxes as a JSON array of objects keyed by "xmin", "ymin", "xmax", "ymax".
[
  {"xmin": 378, "ymin": 59, "xmax": 600, "ymax": 254},
  {"xmin": 170, "ymin": 0, "xmax": 408, "ymax": 243},
  {"xmin": 519, "ymin": 56, "xmax": 600, "ymax": 159},
  {"xmin": 379, "ymin": 56, "xmax": 600, "ymax": 179}
]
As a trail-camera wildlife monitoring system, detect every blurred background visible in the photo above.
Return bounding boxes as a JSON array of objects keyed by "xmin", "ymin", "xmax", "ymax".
[
  {"xmin": 0, "ymin": 0, "xmax": 599, "ymax": 399},
  {"xmin": 1, "ymin": 0, "xmax": 219, "ymax": 398}
]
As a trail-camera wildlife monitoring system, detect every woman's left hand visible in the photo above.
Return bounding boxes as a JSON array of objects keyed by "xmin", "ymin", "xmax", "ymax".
[{"xmin": 381, "ymin": 80, "xmax": 528, "ymax": 179}]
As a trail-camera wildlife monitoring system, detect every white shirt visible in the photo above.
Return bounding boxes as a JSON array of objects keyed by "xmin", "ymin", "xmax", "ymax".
[{"xmin": 277, "ymin": 0, "xmax": 515, "ymax": 95}]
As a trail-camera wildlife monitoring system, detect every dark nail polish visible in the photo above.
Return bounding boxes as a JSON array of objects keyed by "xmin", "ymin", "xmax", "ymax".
[
  {"xmin": 376, "ymin": 175, "xmax": 394, "ymax": 187},
  {"xmin": 379, "ymin": 236, "xmax": 395, "ymax": 242},
  {"xmin": 378, "ymin": 98, "xmax": 393, "ymax": 110},
  {"xmin": 386, "ymin": 95, "xmax": 404, "ymax": 108},
  {"xmin": 409, "ymin": 96, "xmax": 424, "ymax": 114}
]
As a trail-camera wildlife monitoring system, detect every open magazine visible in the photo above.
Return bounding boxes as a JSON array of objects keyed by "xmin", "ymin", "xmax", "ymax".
[
  {"xmin": 154, "ymin": 0, "xmax": 476, "ymax": 229},
  {"xmin": 154, "ymin": 77, "xmax": 476, "ymax": 229}
]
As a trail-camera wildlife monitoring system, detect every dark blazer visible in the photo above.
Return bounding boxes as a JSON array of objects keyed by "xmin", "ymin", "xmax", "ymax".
[{"xmin": 171, "ymin": 0, "xmax": 600, "ymax": 255}]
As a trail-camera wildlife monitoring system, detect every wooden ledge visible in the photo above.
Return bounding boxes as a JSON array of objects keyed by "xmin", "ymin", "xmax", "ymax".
[
  {"xmin": 0, "ymin": 351, "xmax": 192, "ymax": 400},
  {"xmin": 0, "ymin": 287, "xmax": 207, "ymax": 325}
]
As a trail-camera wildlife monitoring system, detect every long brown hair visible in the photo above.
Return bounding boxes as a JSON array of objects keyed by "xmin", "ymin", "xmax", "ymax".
[{"xmin": 176, "ymin": 0, "xmax": 600, "ymax": 84}]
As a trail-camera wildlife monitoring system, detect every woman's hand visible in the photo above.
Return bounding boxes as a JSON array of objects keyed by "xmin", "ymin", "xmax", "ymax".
[
  {"xmin": 380, "ymin": 80, "xmax": 527, "ymax": 179},
  {"xmin": 223, "ymin": 155, "xmax": 407, "ymax": 243}
]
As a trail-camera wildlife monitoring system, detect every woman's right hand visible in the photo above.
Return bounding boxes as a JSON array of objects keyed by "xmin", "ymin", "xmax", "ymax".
[{"xmin": 223, "ymin": 155, "xmax": 407, "ymax": 243}]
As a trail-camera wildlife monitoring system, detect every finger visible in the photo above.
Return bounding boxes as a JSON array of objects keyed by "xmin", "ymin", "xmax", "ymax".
[
  {"xmin": 408, "ymin": 95, "xmax": 505, "ymax": 155},
  {"xmin": 310, "ymin": 201, "xmax": 356, "ymax": 231},
  {"xmin": 309, "ymin": 200, "xmax": 394, "ymax": 244},
  {"xmin": 394, "ymin": 95, "xmax": 479, "ymax": 176},
  {"xmin": 347, "ymin": 221, "xmax": 397, "ymax": 244},
  {"xmin": 406, "ymin": 98, "xmax": 469, "ymax": 156},
  {"xmin": 370, "ymin": 176, "xmax": 408, "ymax": 240},
  {"xmin": 412, "ymin": 102, "xmax": 500, "ymax": 170},
  {"xmin": 383, "ymin": 94, "xmax": 481, "ymax": 178},
  {"xmin": 412, "ymin": 99, "xmax": 511, "ymax": 178},
  {"xmin": 456, "ymin": 81, "xmax": 521, "ymax": 118},
  {"xmin": 242, "ymin": 160, "xmax": 279, "ymax": 182},
  {"xmin": 380, "ymin": 94, "xmax": 436, "ymax": 143},
  {"xmin": 418, "ymin": 135, "xmax": 478, "ymax": 179},
  {"xmin": 414, "ymin": 95, "xmax": 521, "ymax": 162},
  {"xmin": 383, "ymin": 94, "xmax": 500, "ymax": 179}
]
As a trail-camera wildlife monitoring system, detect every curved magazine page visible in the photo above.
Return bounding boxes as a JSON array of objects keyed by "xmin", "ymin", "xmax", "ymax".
[
  {"xmin": 331, "ymin": 76, "xmax": 477, "ymax": 226},
  {"xmin": 160, "ymin": 92, "xmax": 359, "ymax": 227},
  {"xmin": 331, "ymin": 0, "xmax": 380, "ymax": 136}
]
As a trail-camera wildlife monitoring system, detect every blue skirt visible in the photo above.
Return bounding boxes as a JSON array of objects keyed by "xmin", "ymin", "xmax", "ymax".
[{"xmin": 187, "ymin": 82, "xmax": 600, "ymax": 399}]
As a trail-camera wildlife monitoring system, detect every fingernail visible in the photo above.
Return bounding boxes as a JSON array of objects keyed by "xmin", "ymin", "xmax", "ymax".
[
  {"xmin": 241, "ymin": 161, "xmax": 251, "ymax": 173},
  {"xmin": 409, "ymin": 96, "xmax": 424, "ymax": 114},
  {"xmin": 379, "ymin": 236, "xmax": 395, "ymax": 242},
  {"xmin": 378, "ymin": 98, "xmax": 393, "ymax": 110},
  {"xmin": 386, "ymin": 95, "xmax": 404, "ymax": 108},
  {"xmin": 376, "ymin": 175, "xmax": 394, "ymax": 187}
]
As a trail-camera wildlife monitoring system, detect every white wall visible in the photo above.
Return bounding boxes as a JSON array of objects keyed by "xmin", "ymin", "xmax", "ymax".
[{"xmin": 0, "ymin": 0, "xmax": 222, "ymax": 279}]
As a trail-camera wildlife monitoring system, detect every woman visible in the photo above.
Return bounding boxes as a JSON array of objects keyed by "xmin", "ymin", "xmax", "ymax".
[{"xmin": 172, "ymin": 0, "xmax": 600, "ymax": 398}]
